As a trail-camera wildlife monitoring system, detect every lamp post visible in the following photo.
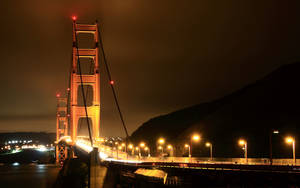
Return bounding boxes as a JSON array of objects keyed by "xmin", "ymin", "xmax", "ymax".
[
  {"xmin": 158, "ymin": 138, "xmax": 165, "ymax": 155},
  {"xmin": 145, "ymin": 147, "xmax": 150, "ymax": 157},
  {"xmin": 128, "ymin": 144, "xmax": 134, "ymax": 155},
  {"xmin": 185, "ymin": 144, "xmax": 191, "ymax": 157},
  {"xmin": 206, "ymin": 142, "xmax": 213, "ymax": 161},
  {"xmin": 135, "ymin": 147, "xmax": 140, "ymax": 158},
  {"xmin": 167, "ymin": 144, "xmax": 173, "ymax": 157},
  {"xmin": 269, "ymin": 130, "xmax": 279, "ymax": 165},
  {"xmin": 191, "ymin": 134, "xmax": 200, "ymax": 157},
  {"xmin": 238, "ymin": 139, "xmax": 247, "ymax": 163},
  {"xmin": 285, "ymin": 136, "xmax": 296, "ymax": 164},
  {"xmin": 121, "ymin": 143, "xmax": 126, "ymax": 152},
  {"xmin": 139, "ymin": 142, "xmax": 146, "ymax": 157},
  {"xmin": 158, "ymin": 145, "xmax": 163, "ymax": 156},
  {"xmin": 115, "ymin": 142, "xmax": 119, "ymax": 159}
]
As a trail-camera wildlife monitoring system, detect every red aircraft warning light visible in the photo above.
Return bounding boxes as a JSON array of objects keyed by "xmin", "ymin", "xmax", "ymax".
[{"xmin": 72, "ymin": 16, "xmax": 77, "ymax": 21}]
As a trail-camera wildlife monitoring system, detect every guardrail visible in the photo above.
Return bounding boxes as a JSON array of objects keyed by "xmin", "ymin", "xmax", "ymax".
[{"xmin": 97, "ymin": 144, "xmax": 299, "ymax": 166}]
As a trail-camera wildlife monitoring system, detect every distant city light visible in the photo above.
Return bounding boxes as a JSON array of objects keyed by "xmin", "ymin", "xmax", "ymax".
[{"xmin": 12, "ymin": 162, "xmax": 20, "ymax": 166}]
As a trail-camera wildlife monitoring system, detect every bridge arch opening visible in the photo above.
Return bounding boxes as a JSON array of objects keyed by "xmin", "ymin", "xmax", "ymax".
[
  {"xmin": 77, "ymin": 117, "xmax": 93, "ymax": 137},
  {"xmin": 77, "ymin": 57, "xmax": 95, "ymax": 75},
  {"xmin": 77, "ymin": 33, "xmax": 96, "ymax": 49},
  {"xmin": 77, "ymin": 85, "xmax": 93, "ymax": 106}
]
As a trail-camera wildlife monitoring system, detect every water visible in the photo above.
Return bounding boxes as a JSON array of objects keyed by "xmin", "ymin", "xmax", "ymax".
[{"xmin": 0, "ymin": 164, "xmax": 60, "ymax": 188}]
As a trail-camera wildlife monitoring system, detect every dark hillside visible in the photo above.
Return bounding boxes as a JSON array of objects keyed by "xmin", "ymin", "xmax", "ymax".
[{"xmin": 130, "ymin": 62, "xmax": 300, "ymax": 158}]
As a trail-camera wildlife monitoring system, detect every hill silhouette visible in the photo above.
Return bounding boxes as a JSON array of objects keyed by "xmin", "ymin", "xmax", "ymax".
[{"xmin": 130, "ymin": 62, "xmax": 300, "ymax": 158}]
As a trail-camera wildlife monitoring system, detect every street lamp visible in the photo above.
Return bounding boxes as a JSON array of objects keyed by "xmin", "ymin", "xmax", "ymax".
[
  {"xmin": 167, "ymin": 144, "xmax": 173, "ymax": 156},
  {"xmin": 285, "ymin": 136, "xmax": 296, "ymax": 164},
  {"xmin": 192, "ymin": 134, "xmax": 200, "ymax": 142},
  {"xmin": 140, "ymin": 142, "xmax": 145, "ymax": 148},
  {"xmin": 128, "ymin": 144, "xmax": 134, "ymax": 155},
  {"xmin": 269, "ymin": 129, "xmax": 279, "ymax": 165},
  {"xmin": 139, "ymin": 142, "xmax": 146, "ymax": 157},
  {"xmin": 144, "ymin": 147, "xmax": 150, "ymax": 157},
  {"xmin": 185, "ymin": 144, "xmax": 191, "ymax": 157},
  {"xmin": 135, "ymin": 146, "xmax": 141, "ymax": 158},
  {"xmin": 238, "ymin": 139, "xmax": 247, "ymax": 163},
  {"xmin": 158, "ymin": 138, "xmax": 165, "ymax": 145},
  {"xmin": 190, "ymin": 134, "xmax": 200, "ymax": 157},
  {"xmin": 206, "ymin": 142, "xmax": 213, "ymax": 160},
  {"xmin": 158, "ymin": 145, "xmax": 163, "ymax": 155},
  {"xmin": 115, "ymin": 142, "xmax": 119, "ymax": 159}
]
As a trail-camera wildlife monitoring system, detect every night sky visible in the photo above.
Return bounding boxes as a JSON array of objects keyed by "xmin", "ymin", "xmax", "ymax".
[{"xmin": 0, "ymin": 1, "xmax": 300, "ymax": 136}]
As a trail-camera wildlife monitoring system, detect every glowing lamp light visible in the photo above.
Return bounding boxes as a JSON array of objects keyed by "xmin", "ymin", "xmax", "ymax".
[
  {"xmin": 158, "ymin": 146, "xmax": 163, "ymax": 150},
  {"xmin": 144, "ymin": 147, "xmax": 149, "ymax": 151},
  {"xmin": 167, "ymin": 145, "xmax": 172, "ymax": 150},
  {"xmin": 184, "ymin": 144, "xmax": 189, "ymax": 148},
  {"xmin": 206, "ymin": 142, "xmax": 211, "ymax": 147},
  {"xmin": 109, "ymin": 80, "xmax": 114, "ymax": 85},
  {"xmin": 135, "ymin": 147, "xmax": 139, "ymax": 151},
  {"xmin": 140, "ymin": 142, "xmax": 145, "ymax": 148},
  {"xmin": 158, "ymin": 138, "xmax": 165, "ymax": 144},
  {"xmin": 239, "ymin": 139, "xmax": 246, "ymax": 146},
  {"xmin": 56, "ymin": 93, "xmax": 61, "ymax": 98},
  {"xmin": 128, "ymin": 144, "xmax": 133, "ymax": 149},
  {"xmin": 286, "ymin": 137, "xmax": 294, "ymax": 144},
  {"xmin": 192, "ymin": 134, "xmax": 200, "ymax": 142}
]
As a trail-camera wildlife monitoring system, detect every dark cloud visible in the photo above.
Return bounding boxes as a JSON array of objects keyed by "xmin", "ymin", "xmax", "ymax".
[{"xmin": 1, "ymin": 1, "xmax": 300, "ymax": 136}]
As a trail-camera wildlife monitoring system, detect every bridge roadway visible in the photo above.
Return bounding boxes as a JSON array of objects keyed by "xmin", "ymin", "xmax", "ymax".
[
  {"xmin": 59, "ymin": 138, "xmax": 300, "ymax": 187},
  {"xmin": 74, "ymin": 138, "xmax": 300, "ymax": 173}
]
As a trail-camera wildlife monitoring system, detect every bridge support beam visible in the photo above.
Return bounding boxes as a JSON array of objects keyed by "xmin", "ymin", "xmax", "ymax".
[{"xmin": 55, "ymin": 95, "xmax": 68, "ymax": 164}]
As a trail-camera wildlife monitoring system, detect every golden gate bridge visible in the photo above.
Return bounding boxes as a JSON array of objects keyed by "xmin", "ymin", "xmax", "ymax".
[{"xmin": 53, "ymin": 17, "xmax": 300, "ymax": 187}]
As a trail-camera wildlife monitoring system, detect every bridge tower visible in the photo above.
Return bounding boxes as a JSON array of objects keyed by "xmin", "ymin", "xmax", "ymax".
[
  {"xmin": 55, "ymin": 94, "xmax": 68, "ymax": 163},
  {"xmin": 70, "ymin": 20, "xmax": 100, "ymax": 144}
]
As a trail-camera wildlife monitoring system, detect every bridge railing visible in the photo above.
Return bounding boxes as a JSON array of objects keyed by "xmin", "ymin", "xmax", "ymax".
[{"xmin": 95, "ymin": 143, "xmax": 300, "ymax": 166}]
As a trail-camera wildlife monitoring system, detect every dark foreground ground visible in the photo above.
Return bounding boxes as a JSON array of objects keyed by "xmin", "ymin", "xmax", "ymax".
[{"xmin": 0, "ymin": 164, "xmax": 60, "ymax": 188}]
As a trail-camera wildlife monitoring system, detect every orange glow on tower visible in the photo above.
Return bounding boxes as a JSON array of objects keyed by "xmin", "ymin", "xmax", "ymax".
[{"xmin": 70, "ymin": 21, "xmax": 101, "ymax": 144}]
